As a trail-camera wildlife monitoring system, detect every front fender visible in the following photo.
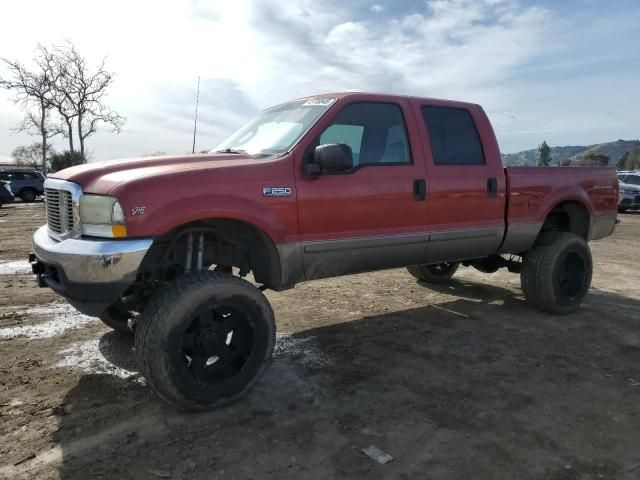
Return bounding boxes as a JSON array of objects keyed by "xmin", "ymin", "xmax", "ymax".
[{"xmin": 125, "ymin": 194, "xmax": 291, "ymax": 243}]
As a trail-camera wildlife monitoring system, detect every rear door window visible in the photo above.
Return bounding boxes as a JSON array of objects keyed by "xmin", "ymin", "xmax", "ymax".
[{"xmin": 421, "ymin": 106, "xmax": 485, "ymax": 166}]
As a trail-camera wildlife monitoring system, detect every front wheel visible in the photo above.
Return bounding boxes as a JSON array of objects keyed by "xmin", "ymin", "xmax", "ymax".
[
  {"xmin": 20, "ymin": 188, "xmax": 37, "ymax": 203},
  {"xmin": 135, "ymin": 271, "xmax": 276, "ymax": 411},
  {"xmin": 521, "ymin": 232, "xmax": 592, "ymax": 315},
  {"xmin": 407, "ymin": 262, "xmax": 460, "ymax": 283}
]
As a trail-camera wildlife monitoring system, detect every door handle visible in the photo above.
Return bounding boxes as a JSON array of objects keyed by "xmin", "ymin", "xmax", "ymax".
[
  {"xmin": 487, "ymin": 178, "xmax": 498, "ymax": 197},
  {"xmin": 413, "ymin": 179, "xmax": 427, "ymax": 201}
]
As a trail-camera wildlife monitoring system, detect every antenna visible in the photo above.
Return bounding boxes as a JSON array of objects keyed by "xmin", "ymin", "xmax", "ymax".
[{"xmin": 192, "ymin": 76, "xmax": 201, "ymax": 154}]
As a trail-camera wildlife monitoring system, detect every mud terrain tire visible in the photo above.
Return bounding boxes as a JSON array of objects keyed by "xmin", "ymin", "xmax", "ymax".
[
  {"xmin": 135, "ymin": 271, "xmax": 276, "ymax": 411},
  {"xmin": 521, "ymin": 231, "xmax": 592, "ymax": 315}
]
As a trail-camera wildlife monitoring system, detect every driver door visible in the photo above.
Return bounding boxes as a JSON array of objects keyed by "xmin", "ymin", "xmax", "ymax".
[{"xmin": 294, "ymin": 100, "xmax": 429, "ymax": 279}]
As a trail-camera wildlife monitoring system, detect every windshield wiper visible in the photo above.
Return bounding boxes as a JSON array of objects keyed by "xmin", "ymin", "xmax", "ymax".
[{"xmin": 216, "ymin": 148, "xmax": 247, "ymax": 154}]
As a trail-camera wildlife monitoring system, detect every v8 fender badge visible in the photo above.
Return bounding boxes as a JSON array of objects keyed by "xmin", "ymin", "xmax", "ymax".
[
  {"xmin": 131, "ymin": 206, "xmax": 146, "ymax": 216},
  {"xmin": 262, "ymin": 187, "xmax": 292, "ymax": 197}
]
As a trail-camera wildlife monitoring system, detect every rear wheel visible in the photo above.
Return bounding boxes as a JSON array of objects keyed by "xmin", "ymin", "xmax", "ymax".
[
  {"xmin": 521, "ymin": 231, "xmax": 592, "ymax": 314},
  {"xmin": 20, "ymin": 188, "xmax": 36, "ymax": 203},
  {"xmin": 407, "ymin": 262, "xmax": 460, "ymax": 283},
  {"xmin": 135, "ymin": 271, "xmax": 275, "ymax": 411}
]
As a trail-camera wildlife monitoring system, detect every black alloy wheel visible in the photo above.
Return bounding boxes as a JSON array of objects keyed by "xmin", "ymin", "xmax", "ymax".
[{"xmin": 180, "ymin": 303, "xmax": 255, "ymax": 385}]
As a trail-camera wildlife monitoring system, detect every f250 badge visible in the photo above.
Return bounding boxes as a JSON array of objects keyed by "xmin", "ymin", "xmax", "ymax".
[{"xmin": 262, "ymin": 187, "xmax": 292, "ymax": 197}]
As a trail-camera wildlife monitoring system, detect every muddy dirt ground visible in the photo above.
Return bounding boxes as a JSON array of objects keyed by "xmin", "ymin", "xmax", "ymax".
[{"xmin": 0, "ymin": 201, "xmax": 639, "ymax": 480}]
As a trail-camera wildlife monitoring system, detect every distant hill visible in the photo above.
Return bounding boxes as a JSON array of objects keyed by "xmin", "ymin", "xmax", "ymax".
[{"xmin": 501, "ymin": 139, "xmax": 639, "ymax": 167}]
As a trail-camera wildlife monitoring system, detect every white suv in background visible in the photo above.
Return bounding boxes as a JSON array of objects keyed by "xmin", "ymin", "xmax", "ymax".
[{"xmin": 617, "ymin": 171, "xmax": 640, "ymax": 212}]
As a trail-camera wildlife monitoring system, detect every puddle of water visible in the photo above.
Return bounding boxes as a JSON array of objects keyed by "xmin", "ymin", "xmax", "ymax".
[{"xmin": 0, "ymin": 303, "xmax": 94, "ymax": 340}]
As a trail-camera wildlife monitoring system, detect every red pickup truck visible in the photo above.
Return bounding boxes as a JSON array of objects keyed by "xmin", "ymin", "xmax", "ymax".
[{"xmin": 30, "ymin": 92, "xmax": 618, "ymax": 410}]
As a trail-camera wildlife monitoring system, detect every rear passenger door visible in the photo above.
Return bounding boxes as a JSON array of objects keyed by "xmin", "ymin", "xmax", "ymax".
[{"xmin": 416, "ymin": 104, "xmax": 506, "ymax": 263}]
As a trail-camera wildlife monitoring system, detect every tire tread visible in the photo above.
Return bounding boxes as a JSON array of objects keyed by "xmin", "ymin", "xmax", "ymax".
[
  {"xmin": 521, "ymin": 231, "xmax": 592, "ymax": 315},
  {"xmin": 135, "ymin": 271, "xmax": 275, "ymax": 411}
]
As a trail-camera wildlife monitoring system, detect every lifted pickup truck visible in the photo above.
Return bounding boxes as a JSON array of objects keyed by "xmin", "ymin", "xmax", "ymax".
[{"xmin": 30, "ymin": 93, "xmax": 618, "ymax": 410}]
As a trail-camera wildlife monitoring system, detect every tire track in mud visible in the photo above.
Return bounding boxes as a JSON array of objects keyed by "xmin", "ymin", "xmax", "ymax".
[
  {"xmin": 0, "ymin": 303, "xmax": 94, "ymax": 340},
  {"xmin": 0, "ymin": 336, "xmax": 331, "ymax": 478}
]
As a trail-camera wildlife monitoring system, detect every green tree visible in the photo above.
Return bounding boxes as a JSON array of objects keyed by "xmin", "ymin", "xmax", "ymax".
[
  {"xmin": 625, "ymin": 141, "xmax": 640, "ymax": 170},
  {"xmin": 537, "ymin": 141, "xmax": 551, "ymax": 166},
  {"xmin": 580, "ymin": 151, "xmax": 610, "ymax": 166},
  {"xmin": 617, "ymin": 152, "xmax": 629, "ymax": 171},
  {"xmin": 49, "ymin": 150, "xmax": 84, "ymax": 173}
]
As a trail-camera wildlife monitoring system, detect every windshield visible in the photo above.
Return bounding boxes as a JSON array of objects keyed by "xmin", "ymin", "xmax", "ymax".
[{"xmin": 213, "ymin": 97, "xmax": 336, "ymax": 156}]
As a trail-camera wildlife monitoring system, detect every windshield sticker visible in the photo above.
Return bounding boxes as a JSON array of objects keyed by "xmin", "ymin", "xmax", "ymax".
[{"xmin": 302, "ymin": 97, "xmax": 336, "ymax": 107}]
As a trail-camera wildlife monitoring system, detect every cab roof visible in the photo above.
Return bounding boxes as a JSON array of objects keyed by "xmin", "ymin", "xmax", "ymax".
[{"xmin": 290, "ymin": 92, "xmax": 482, "ymax": 110}]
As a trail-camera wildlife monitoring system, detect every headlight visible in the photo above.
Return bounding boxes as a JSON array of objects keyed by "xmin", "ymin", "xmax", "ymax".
[{"xmin": 79, "ymin": 195, "xmax": 127, "ymax": 238}]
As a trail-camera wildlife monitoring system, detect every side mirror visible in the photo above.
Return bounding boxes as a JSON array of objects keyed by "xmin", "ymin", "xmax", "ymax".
[{"xmin": 307, "ymin": 144, "xmax": 353, "ymax": 175}]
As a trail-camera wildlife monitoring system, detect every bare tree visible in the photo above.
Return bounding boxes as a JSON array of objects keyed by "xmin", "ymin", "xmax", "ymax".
[
  {"xmin": 0, "ymin": 45, "xmax": 61, "ymax": 174},
  {"xmin": 48, "ymin": 49, "xmax": 78, "ymax": 154},
  {"xmin": 11, "ymin": 143, "xmax": 55, "ymax": 170},
  {"xmin": 53, "ymin": 42, "xmax": 125, "ymax": 160},
  {"xmin": 2, "ymin": 42, "xmax": 125, "ymax": 167}
]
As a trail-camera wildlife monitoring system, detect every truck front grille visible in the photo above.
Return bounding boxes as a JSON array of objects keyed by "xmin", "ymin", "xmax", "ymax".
[{"xmin": 45, "ymin": 188, "xmax": 74, "ymax": 236}]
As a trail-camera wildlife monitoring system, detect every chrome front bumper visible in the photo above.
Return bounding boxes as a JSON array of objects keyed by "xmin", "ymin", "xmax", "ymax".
[
  {"xmin": 31, "ymin": 225, "xmax": 153, "ymax": 315},
  {"xmin": 33, "ymin": 225, "xmax": 153, "ymax": 283}
]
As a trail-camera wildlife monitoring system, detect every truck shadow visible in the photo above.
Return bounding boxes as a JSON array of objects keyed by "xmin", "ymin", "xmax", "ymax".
[{"xmin": 50, "ymin": 281, "xmax": 640, "ymax": 480}]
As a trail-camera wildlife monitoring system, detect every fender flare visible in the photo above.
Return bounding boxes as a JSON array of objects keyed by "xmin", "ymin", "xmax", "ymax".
[{"xmin": 133, "ymin": 194, "xmax": 289, "ymax": 244}]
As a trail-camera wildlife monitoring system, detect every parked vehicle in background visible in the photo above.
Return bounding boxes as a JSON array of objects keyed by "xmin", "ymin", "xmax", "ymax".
[
  {"xmin": 617, "ymin": 172, "xmax": 640, "ymax": 212},
  {"xmin": 30, "ymin": 92, "xmax": 618, "ymax": 411},
  {"xmin": 618, "ymin": 171, "xmax": 640, "ymax": 186},
  {"xmin": 0, "ymin": 169, "xmax": 45, "ymax": 202},
  {"xmin": 0, "ymin": 180, "xmax": 14, "ymax": 207}
]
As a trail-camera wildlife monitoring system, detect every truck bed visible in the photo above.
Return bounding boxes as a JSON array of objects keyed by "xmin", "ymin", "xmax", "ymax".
[{"xmin": 500, "ymin": 166, "xmax": 618, "ymax": 253}]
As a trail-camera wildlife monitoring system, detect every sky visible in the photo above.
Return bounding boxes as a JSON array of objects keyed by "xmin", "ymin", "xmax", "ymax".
[{"xmin": 0, "ymin": 0, "xmax": 639, "ymax": 162}]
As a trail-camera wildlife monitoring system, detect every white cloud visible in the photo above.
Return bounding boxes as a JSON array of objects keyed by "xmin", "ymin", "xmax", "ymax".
[{"xmin": 0, "ymin": 0, "xmax": 637, "ymax": 159}]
